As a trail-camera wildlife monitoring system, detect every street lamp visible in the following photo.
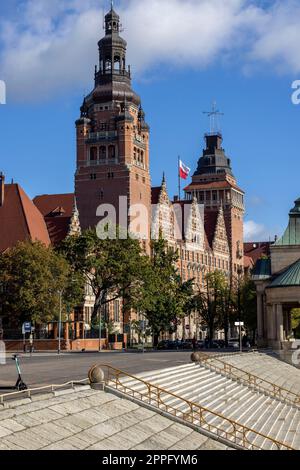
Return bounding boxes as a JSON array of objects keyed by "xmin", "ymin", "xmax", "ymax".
[
  {"xmin": 236, "ymin": 267, "xmax": 244, "ymax": 352},
  {"xmin": 58, "ymin": 290, "xmax": 62, "ymax": 355},
  {"xmin": 98, "ymin": 307, "xmax": 102, "ymax": 353}
]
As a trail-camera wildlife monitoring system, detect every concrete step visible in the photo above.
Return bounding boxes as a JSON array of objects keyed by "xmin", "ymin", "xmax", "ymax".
[{"xmin": 114, "ymin": 358, "xmax": 300, "ymax": 450}]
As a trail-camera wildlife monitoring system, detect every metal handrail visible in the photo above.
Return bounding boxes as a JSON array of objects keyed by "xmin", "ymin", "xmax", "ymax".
[
  {"xmin": 100, "ymin": 364, "xmax": 294, "ymax": 451},
  {"xmin": 197, "ymin": 353, "xmax": 300, "ymax": 407},
  {"xmin": 0, "ymin": 378, "xmax": 89, "ymax": 405}
]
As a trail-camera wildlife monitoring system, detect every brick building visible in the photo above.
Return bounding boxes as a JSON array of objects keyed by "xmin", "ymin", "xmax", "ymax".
[
  {"xmin": 151, "ymin": 175, "xmax": 231, "ymax": 339},
  {"xmin": 75, "ymin": 7, "xmax": 151, "ymax": 249},
  {"xmin": 184, "ymin": 133, "xmax": 245, "ymax": 279},
  {"xmin": 0, "ymin": 5, "xmax": 246, "ymax": 346}
]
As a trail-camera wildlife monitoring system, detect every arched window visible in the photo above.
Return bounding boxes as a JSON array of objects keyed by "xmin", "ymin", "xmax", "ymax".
[
  {"xmin": 105, "ymin": 57, "xmax": 112, "ymax": 72},
  {"xmin": 140, "ymin": 151, "xmax": 144, "ymax": 164},
  {"xmin": 108, "ymin": 145, "xmax": 115, "ymax": 159},
  {"xmin": 99, "ymin": 146, "xmax": 106, "ymax": 161},
  {"xmin": 114, "ymin": 56, "xmax": 121, "ymax": 72},
  {"xmin": 90, "ymin": 147, "xmax": 97, "ymax": 161},
  {"xmin": 133, "ymin": 147, "xmax": 137, "ymax": 161}
]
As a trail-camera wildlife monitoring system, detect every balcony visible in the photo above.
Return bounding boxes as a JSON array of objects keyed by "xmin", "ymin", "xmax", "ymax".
[
  {"xmin": 86, "ymin": 158, "xmax": 119, "ymax": 167},
  {"xmin": 86, "ymin": 131, "xmax": 117, "ymax": 143}
]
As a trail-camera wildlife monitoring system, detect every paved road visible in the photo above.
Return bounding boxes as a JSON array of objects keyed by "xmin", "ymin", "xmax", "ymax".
[{"xmin": 0, "ymin": 351, "xmax": 193, "ymax": 390}]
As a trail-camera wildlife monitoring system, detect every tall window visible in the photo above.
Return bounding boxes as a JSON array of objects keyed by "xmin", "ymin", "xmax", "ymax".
[
  {"xmin": 114, "ymin": 301, "xmax": 120, "ymax": 323},
  {"xmin": 99, "ymin": 146, "xmax": 106, "ymax": 161},
  {"xmin": 108, "ymin": 145, "xmax": 115, "ymax": 159},
  {"xmin": 90, "ymin": 147, "xmax": 97, "ymax": 161},
  {"xmin": 105, "ymin": 57, "xmax": 112, "ymax": 72},
  {"xmin": 103, "ymin": 304, "xmax": 109, "ymax": 323},
  {"xmin": 114, "ymin": 56, "xmax": 121, "ymax": 72}
]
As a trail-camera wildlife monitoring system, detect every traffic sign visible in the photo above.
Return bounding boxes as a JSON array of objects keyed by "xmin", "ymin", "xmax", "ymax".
[{"xmin": 22, "ymin": 322, "xmax": 31, "ymax": 334}]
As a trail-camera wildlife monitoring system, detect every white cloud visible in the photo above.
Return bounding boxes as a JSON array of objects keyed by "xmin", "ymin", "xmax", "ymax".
[
  {"xmin": 1, "ymin": 0, "xmax": 300, "ymax": 102},
  {"xmin": 244, "ymin": 219, "xmax": 268, "ymax": 241}
]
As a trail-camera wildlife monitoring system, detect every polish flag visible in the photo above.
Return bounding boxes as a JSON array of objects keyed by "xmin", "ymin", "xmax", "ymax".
[{"xmin": 179, "ymin": 160, "xmax": 190, "ymax": 180}]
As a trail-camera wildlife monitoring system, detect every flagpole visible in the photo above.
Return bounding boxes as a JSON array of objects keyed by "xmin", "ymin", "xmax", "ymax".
[{"xmin": 178, "ymin": 156, "xmax": 181, "ymax": 200}]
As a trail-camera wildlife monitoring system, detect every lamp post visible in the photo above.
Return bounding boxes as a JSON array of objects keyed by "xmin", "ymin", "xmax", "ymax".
[
  {"xmin": 98, "ymin": 307, "xmax": 102, "ymax": 353},
  {"xmin": 237, "ymin": 267, "xmax": 243, "ymax": 352},
  {"xmin": 58, "ymin": 290, "xmax": 62, "ymax": 355}
]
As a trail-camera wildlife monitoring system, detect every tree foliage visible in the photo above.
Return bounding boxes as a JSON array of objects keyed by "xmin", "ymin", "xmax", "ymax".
[
  {"xmin": 232, "ymin": 276, "xmax": 257, "ymax": 341},
  {"xmin": 194, "ymin": 270, "xmax": 230, "ymax": 344},
  {"xmin": 59, "ymin": 228, "xmax": 149, "ymax": 323},
  {"xmin": 0, "ymin": 241, "xmax": 84, "ymax": 326},
  {"xmin": 128, "ymin": 236, "xmax": 194, "ymax": 345}
]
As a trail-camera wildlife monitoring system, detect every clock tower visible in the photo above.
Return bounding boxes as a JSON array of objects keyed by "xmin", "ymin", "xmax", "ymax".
[{"xmin": 75, "ymin": 6, "xmax": 151, "ymax": 243}]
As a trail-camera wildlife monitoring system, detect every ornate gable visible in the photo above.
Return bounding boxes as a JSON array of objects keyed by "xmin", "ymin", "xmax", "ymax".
[
  {"xmin": 212, "ymin": 206, "xmax": 229, "ymax": 254},
  {"xmin": 68, "ymin": 199, "xmax": 81, "ymax": 237},
  {"xmin": 184, "ymin": 198, "xmax": 205, "ymax": 251},
  {"xmin": 151, "ymin": 177, "xmax": 174, "ymax": 241}
]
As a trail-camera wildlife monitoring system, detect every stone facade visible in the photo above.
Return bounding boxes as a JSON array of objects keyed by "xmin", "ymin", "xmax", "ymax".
[{"xmin": 254, "ymin": 198, "xmax": 300, "ymax": 350}]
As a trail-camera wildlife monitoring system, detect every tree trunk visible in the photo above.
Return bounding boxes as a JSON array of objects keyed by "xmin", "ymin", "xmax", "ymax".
[
  {"xmin": 153, "ymin": 333, "xmax": 159, "ymax": 347},
  {"xmin": 91, "ymin": 290, "xmax": 106, "ymax": 324},
  {"xmin": 209, "ymin": 321, "xmax": 214, "ymax": 348},
  {"xmin": 224, "ymin": 308, "xmax": 229, "ymax": 347}
]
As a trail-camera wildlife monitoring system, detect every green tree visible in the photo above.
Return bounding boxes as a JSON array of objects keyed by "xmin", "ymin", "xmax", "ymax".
[
  {"xmin": 129, "ymin": 236, "xmax": 194, "ymax": 345},
  {"xmin": 291, "ymin": 309, "xmax": 300, "ymax": 339},
  {"xmin": 234, "ymin": 277, "xmax": 257, "ymax": 343},
  {"xmin": 194, "ymin": 270, "xmax": 229, "ymax": 345},
  {"xmin": 59, "ymin": 228, "xmax": 149, "ymax": 324},
  {"xmin": 0, "ymin": 241, "xmax": 84, "ymax": 327}
]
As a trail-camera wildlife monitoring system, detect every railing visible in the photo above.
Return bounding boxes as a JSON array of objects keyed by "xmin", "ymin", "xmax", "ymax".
[
  {"xmin": 86, "ymin": 131, "xmax": 117, "ymax": 142},
  {"xmin": 101, "ymin": 364, "xmax": 294, "ymax": 451},
  {"xmin": 86, "ymin": 158, "xmax": 118, "ymax": 167},
  {"xmin": 0, "ymin": 378, "xmax": 89, "ymax": 405},
  {"xmin": 196, "ymin": 353, "xmax": 300, "ymax": 407}
]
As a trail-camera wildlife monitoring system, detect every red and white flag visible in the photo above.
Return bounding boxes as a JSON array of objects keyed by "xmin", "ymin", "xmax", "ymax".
[{"xmin": 179, "ymin": 160, "xmax": 190, "ymax": 180}]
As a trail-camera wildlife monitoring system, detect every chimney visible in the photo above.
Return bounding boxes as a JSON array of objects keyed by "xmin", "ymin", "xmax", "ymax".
[{"xmin": 0, "ymin": 172, "xmax": 4, "ymax": 207}]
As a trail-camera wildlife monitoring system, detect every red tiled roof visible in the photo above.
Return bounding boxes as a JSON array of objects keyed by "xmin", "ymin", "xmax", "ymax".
[
  {"xmin": 33, "ymin": 193, "xmax": 74, "ymax": 217},
  {"xmin": 184, "ymin": 180, "xmax": 244, "ymax": 193},
  {"xmin": 33, "ymin": 193, "xmax": 75, "ymax": 246},
  {"xmin": 0, "ymin": 184, "xmax": 51, "ymax": 253},
  {"xmin": 244, "ymin": 241, "xmax": 272, "ymax": 264}
]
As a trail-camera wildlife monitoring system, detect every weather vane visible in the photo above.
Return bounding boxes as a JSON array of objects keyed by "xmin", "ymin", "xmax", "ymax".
[{"xmin": 203, "ymin": 101, "xmax": 224, "ymax": 134}]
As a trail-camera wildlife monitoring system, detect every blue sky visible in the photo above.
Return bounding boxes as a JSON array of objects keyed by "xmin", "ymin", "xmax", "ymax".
[{"xmin": 1, "ymin": 0, "xmax": 300, "ymax": 241}]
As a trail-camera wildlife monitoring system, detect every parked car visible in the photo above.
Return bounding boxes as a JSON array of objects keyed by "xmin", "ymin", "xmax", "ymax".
[
  {"xmin": 228, "ymin": 339, "xmax": 239, "ymax": 348},
  {"xmin": 157, "ymin": 340, "xmax": 179, "ymax": 350}
]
